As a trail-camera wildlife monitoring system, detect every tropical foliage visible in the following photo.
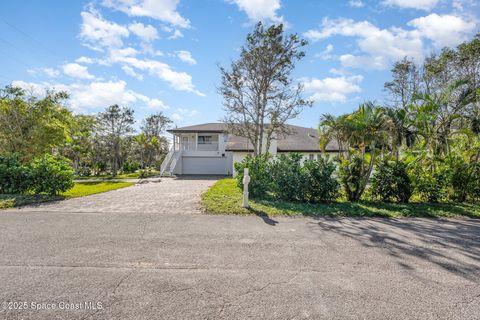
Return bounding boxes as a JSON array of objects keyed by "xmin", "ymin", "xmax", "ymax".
[
  {"xmin": 234, "ymin": 153, "xmax": 339, "ymax": 202},
  {"xmin": 0, "ymin": 154, "xmax": 74, "ymax": 195},
  {"xmin": 0, "ymin": 86, "xmax": 172, "ymax": 182},
  {"xmin": 318, "ymin": 34, "xmax": 480, "ymax": 203}
]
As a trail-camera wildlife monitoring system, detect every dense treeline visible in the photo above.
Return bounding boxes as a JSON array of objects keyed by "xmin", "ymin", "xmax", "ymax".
[
  {"xmin": 0, "ymin": 85, "xmax": 172, "ymax": 194},
  {"xmin": 318, "ymin": 34, "xmax": 480, "ymax": 203}
]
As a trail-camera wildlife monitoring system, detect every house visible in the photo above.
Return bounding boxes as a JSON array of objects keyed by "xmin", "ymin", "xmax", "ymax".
[{"xmin": 160, "ymin": 123, "xmax": 339, "ymax": 176}]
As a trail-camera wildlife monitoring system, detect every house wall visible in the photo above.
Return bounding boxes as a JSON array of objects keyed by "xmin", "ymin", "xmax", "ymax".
[{"xmin": 172, "ymin": 132, "xmax": 232, "ymax": 175}]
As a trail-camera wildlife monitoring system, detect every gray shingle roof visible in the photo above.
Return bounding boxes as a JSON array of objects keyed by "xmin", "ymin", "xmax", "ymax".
[
  {"xmin": 167, "ymin": 123, "xmax": 226, "ymax": 133},
  {"xmin": 168, "ymin": 123, "xmax": 339, "ymax": 152}
]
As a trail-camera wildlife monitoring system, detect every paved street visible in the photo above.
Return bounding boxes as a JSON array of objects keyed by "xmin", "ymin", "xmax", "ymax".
[{"xmin": 0, "ymin": 177, "xmax": 479, "ymax": 319}]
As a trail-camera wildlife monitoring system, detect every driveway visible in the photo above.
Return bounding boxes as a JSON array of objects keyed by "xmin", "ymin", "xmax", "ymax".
[
  {"xmin": 0, "ymin": 177, "xmax": 479, "ymax": 319},
  {"xmin": 13, "ymin": 176, "xmax": 218, "ymax": 214}
]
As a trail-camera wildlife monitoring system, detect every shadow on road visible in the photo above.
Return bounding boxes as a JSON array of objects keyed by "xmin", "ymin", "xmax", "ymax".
[
  {"xmin": 246, "ymin": 207, "xmax": 279, "ymax": 226},
  {"xmin": 311, "ymin": 217, "xmax": 480, "ymax": 281}
]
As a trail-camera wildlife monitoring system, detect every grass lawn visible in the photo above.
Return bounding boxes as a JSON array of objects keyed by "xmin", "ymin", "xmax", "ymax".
[
  {"xmin": 202, "ymin": 178, "xmax": 480, "ymax": 218},
  {"xmin": 0, "ymin": 181, "xmax": 134, "ymax": 209},
  {"xmin": 75, "ymin": 170, "xmax": 159, "ymax": 180}
]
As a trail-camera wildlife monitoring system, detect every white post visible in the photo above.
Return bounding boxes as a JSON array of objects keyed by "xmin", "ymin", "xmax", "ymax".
[{"xmin": 242, "ymin": 168, "xmax": 250, "ymax": 208}]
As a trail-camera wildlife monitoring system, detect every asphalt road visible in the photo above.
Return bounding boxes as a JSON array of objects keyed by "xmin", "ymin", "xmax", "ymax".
[{"xmin": 0, "ymin": 178, "xmax": 479, "ymax": 319}]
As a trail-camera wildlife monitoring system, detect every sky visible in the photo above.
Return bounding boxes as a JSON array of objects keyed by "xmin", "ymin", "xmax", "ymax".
[{"xmin": 0, "ymin": 0, "xmax": 478, "ymax": 130}]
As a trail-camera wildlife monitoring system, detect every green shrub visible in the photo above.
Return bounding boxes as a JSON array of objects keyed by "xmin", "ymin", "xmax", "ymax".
[
  {"xmin": 410, "ymin": 163, "xmax": 448, "ymax": 203},
  {"xmin": 370, "ymin": 160, "xmax": 412, "ymax": 203},
  {"xmin": 75, "ymin": 166, "xmax": 91, "ymax": 177},
  {"xmin": 269, "ymin": 153, "xmax": 339, "ymax": 202},
  {"xmin": 123, "ymin": 161, "xmax": 139, "ymax": 173},
  {"xmin": 452, "ymin": 162, "xmax": 480, "ymax": 202},
  {"xmin": 234, "ymin": 153, "xmax": 339, "ymax": 203},
  {"xmin": 451, "ymin": 162, "xmax": 470, "ymax": 202},
  {"xmin": 29, "ymin": 154, "xmax": 74, "ymax": 195},
  {"xmin": 467, "ymin": 163, "xmax": 480, "ymax": 202},
  {"xmin": 270, "ymin": 153, "xmax": 304, "ymax": 201},
  {"xmin": 300, "ymin": 157, "xmax": 339, "ymax": 202},
  {"xmin": 0, "ymin": 154, "xmax": 32, "ymax": 194},
  {"xmin": 338, "ymin": 155, "xmax": 371, "ymax": 202},
  {"xmin": 234, "ymin": 154, "xmax": 272, "ymax": 197}
]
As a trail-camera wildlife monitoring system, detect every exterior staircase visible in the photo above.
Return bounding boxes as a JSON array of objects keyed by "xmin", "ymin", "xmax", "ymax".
[{"xmin": 160, "ymin": 147, "xmax": 182, "ymax": 176}]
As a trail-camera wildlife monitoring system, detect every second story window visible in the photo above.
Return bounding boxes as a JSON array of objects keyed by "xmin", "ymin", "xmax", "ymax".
[{"xmin": 198, "ymin": 135, "xmax": 213, "ymax": 144}]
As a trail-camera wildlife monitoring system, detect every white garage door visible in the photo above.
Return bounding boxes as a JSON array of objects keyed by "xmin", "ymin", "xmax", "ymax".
[{"xmin": 182, "ymin": 156, "xmax": 232, "ymax": 175}]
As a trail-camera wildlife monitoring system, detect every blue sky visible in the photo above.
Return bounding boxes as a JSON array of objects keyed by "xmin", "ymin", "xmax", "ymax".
[{"xmin": 1, "ymin": 0, "xmax": 478, "ymax": 129}]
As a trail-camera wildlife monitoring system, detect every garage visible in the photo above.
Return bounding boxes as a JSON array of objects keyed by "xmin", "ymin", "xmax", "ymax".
[{"xmin": 182, "ymin": 155, "xmax": 233, "ymax": 175}]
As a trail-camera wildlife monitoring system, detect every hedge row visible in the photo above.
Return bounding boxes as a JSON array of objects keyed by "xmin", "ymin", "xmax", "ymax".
[
  {"xmin": 234, "ymin": 153, "xmax": 480, "ymax": 203},
  {"xmin": 235, "ymin": 154, "xmax": 339, "ymax": 203},
  {"xmin": 0, "ymin": 154, "xmax": 74, "ymax": 195}
]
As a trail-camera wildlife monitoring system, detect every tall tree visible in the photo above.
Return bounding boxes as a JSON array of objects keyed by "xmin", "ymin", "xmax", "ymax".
[
  {"xmin": 384, "ymin": 57, "xmax": 421, "ymax": 109},
  {"xmin": 96, "ymin": 105, "xmax": 135, "ymax": 176},
  {"xmin": 0, "ymin": 85, "xmax": 72, "ymax": 161},
  {"xmin": 141, "ymin": 112, "xmax": 172, "ymax": 139},
  {"xmin": 138, "ymin": 112, "xmax": 172, "ymax": 169},
  {"xmin": 219, "ymin": 22, "xmax": 312, "ymax": 155},
  {"xmin": 61, "ymin": 114, "xmax": 96, "ymax": 173}
]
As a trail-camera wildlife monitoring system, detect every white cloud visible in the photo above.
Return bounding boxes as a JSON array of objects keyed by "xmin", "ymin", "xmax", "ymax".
[
  {"xmin": 339, "ymin": 54, "xmax": 387, "ymax": 70},
  {"xmin": 28, "ymin": 67, "xmax": 60, "ymax": 78},
  {"xmin": 11, "ymin": 80, "xmax": 48, "ymax": 96},
  {"xmin": 128, "ymin": 22, "xmax": 159, "ymax": 42},
  {"xmin": 102, "ymin": 0, "xmax": 190, "ymax": 28},
  {"xmin": 304, "ymin": 15, "xmax": 476, "ymax": 70},
  {"xmin": 302, "ymin": 75, "xmax": 363, "ymax": 103},
  {"xmin": 62, "ymin": 63, "xmax": 95, "ymax": 80},
  {"xmin": 348, "ymin": 0, "xmax": 364, "ymax": 8},
  {"xmin": 169, "ymin": 29, "xmax": 184, "ymax": 39},
  {"xmin": 80, "ymin": 10, "xmax": 129, "ymax": 50},
  {"xmin": 122, "ymin": 65, "xmax": 144, "ymax": 80},
  {"xmin": 408, "ymin": 13, "xmax": 477, "ymax": 48},
  {"xmin": 146, "ymin": 98, "xmax": 169, "ymax": 110},
  {"xmin": 171, "ymin": 113, "xmax": 182, "ymax": 121},
  {"xmin": 227, "ymin": 0, "xmax": 284, "ymax": 23},
  {"xmin": 12, "ymin": 80, "xmax": 168, "ymax": 113},
  {"xmin": 315, "ymin": 44, "xmax": 334, "ymax": 60},
  {"xmin": 114, "ymin": 56, "xmax": 204, "ymax": 95},
  {"xmin": 452, "ymin": 0, "xmax": 478, "ymax": 12},
  {"xmin": 108, "ymin": 47, "xmax": 139, "ymax": 61},
  {"xmin": 161, "ymin": 26, "xmax": 184, "ymax": 39},
  {"xmin": 75, "ymin": 56, "xmax": 94, "ymax": 64},
  {"xmin": 42, "ymin": 68, "xmax": 60, "ymax": 77},
  {"xmin": 175, "ymin": 50, "xmax": 196, "ymax": 65},
  {"xmin": 176, "ymin": 108, "xmax": 198, "ymax": 116},
  {"xmin": 382, "ymin": 0, "xmax": 439, "ymax": 11}
]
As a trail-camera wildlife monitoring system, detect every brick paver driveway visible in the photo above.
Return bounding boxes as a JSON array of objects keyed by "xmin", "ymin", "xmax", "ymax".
[
  {"xmin": 0, "ymin": 176, "xmax": 479, "ymax": 319},
  {"xmin": 14, "ymin": 176, "xmax": 218, "ymax": 214}
]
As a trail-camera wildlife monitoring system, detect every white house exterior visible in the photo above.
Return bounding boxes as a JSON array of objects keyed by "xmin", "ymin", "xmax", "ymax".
[{"xmin": 160, "ymin": 123, "xmax": 339, "ymax": 176}]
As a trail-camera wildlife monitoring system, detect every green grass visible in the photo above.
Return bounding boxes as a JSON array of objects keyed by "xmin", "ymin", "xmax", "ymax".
[
  {"xmin": 202, "ymin": 178, "xmax": 480, "ymax": 218},
  {"xmin": 75, "ymin": 170, "xmax": 159, "ymax": 180},
  {"xmin": 0, "ymin": 181, "xmax": 134, "ymax": 209},
  {"xmin": 61, "ymin": 181, "xmax": 134, "ymax": 198}
]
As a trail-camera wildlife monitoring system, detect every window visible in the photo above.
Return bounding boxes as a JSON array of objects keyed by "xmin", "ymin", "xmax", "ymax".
[
  {"xmin": 198, "ymin": 135, "xmax": 213, "ymax": 144},
  {"xmin": 317, "ymin": 154, "xmax": 322, "ymax": 160},
  {"xmin": 309, "ymin": 154, "xmax": 314, "ymax": 160}
]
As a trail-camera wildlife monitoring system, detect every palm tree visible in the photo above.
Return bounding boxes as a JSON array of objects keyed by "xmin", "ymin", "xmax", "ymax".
[
  {"xmin": 384, "ymin": 108, "xmax": 416, "ymax": 161},
  {"xmin": 410, "ymin": 79, "xmax": 471, "ymax": 157},
  {"xmin": 320, "ymin": 101, "xmax": 389, "ymax": 201}
]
